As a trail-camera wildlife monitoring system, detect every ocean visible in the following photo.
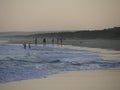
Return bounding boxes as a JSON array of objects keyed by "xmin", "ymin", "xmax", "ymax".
[{"xmin": 0, "ymin": 44, "xmax": 120, "ymax": 83}]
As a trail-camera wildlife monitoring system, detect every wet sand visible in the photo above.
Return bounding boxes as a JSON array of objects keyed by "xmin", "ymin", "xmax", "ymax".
[
  {"xmin": 62, "ymin": 45, "xmax": 120, "ymax": 60},
  {"xmin": 0, "ymin": 69, "xmax": 120, "ymax": 90},
  {"xmin": 1, "ymin": 37, "xmax": 120, "ymax": 50},
  {"xmin": 0, "ymin": 38, "xmax": 120, "ymax": 90},
  {"xmin": 63, "ymin": 39, "xmax": 120, "ymax": 51}
]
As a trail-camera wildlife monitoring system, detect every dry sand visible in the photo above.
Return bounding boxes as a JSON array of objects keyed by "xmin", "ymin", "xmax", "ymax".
[{"xmin": 0, "ymin": 69, "xmax": 120, "ymax": 90}]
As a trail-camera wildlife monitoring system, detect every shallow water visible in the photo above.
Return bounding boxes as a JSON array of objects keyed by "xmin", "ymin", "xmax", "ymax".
[
  {"xmin": 0, "ymin": 44, "xmax": 120, "ymax": 83},
  {"xmin": 0, "ymin": 40, "xmax": 8, "ymax": 44}
]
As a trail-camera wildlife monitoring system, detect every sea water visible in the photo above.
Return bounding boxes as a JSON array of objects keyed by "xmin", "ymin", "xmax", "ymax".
[{"xmin": 0, "ymin": 44, "xmax": 120, "ymax": 83}]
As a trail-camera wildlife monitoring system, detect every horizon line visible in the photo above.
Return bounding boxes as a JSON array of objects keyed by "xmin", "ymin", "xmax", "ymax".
[{"xmin": 0, "ymin": 26, "xmax": 119, "ymax": 33}]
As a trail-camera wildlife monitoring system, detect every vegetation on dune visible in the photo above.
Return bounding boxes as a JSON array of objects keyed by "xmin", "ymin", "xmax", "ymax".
[{"xmin": 27, "ymin": 27, "xmax": 120, "ymax": 39}]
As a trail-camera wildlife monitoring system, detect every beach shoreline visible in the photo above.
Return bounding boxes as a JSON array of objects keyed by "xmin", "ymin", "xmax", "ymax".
[
  {"xmin": 1, "ymin": 37, "xmax": 120, "ymax": 51},
  {"xmin": 0, "ymin": 38, "xmax": 120, "ymax": 90},
  {"xmin": 1, "ymin": 38, "xmax": 120, "ymax": 60},
  {"xmin": 0, "ymin": 68, "xmax": 120, "ymax": 90}
]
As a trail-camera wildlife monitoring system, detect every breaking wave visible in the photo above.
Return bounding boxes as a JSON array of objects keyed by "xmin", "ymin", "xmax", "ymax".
[{"xmin": 0, "ymin": 44, "xmax": 120, "ymax": 83}]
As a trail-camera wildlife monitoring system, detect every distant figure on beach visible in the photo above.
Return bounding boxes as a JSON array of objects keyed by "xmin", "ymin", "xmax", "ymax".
[
  {"xmin": 52, "ymin": 38, "xmax": 54, "ymax": 46},
  {"xmin": 28, "ymin": 43, "xmax": 31, "ymax": 49},
  {"xmin": 80, "ymin": 41, "xmax": 82, "ymax": 44},
  {"xmin": 60, "ymin": 38, "xmax": 63, "ymax": 46},
  {"xmin": 35, "ymin": 37, "xmax": 37, "ymax": 45},
  {"xmin": 23, "ymin": 43, "xmax": 26, "ymax": 49},
  {"xmin": 57, "ymin": 38, "xmax": 59, "ymax": 46},
  {"xmin": 43, "ymin": 38, "xmax": 46, "ymax": 46}
]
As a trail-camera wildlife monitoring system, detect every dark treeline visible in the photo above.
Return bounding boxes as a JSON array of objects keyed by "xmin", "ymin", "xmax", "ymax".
[{"xmin": 27, "ymin": 27, "xmax": 120, "ymax": 39}]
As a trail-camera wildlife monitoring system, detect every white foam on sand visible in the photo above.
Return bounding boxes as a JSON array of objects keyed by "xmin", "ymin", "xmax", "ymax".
[
  {"xmin": 61, "ymin": 45, "xmax": 120, "ymax": 60},
  {"xmin": 0, "ymin": 44, "xmax": 120, "ymax": 83},
  {"xmin": 0, "ymin": 40, "xmax": 8, "ymax": 44}
]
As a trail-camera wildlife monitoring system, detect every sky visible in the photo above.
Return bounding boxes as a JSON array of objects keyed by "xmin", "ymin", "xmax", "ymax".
[{"xmin": 0, "ymin": 0, "xmax": 120, "ymax": 32}]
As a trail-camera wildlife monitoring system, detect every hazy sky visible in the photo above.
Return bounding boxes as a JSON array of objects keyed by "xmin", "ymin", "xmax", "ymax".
[{"xmin": 0, "ymin": 0, "xmax": 120, "ymax": 32}]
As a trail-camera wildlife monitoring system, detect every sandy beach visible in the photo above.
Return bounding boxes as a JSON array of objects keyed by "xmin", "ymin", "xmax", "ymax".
[
  {"xmin": 0, "ymin": 39, "xmax": 120, "ymax": 90},
  {"xmin": 0, "ymin": 69, "xmax": 120, "ymax": 90},
  {"xmin": 0, "ymin": 0, "xmax": 120, "ymax": 89}
]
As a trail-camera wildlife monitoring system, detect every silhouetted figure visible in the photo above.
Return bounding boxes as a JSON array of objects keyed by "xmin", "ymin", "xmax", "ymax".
[
  {"xmin": 29, "ymin": 44, "xmax": 31, "ymax": 49},
  {"xmin": 80, "ymin": 41, "xmax": 82, "ymax": 44},
  {"xmin": 43, "ymin": 38, "xmax": 46, "ymax": 46},
  {"xmin": 52, "ymin": 38, "xmax": 54, "ymax": 46},
  {"xmin": 60, "ymin": 38, "xmax": 63, "ymax": 46},
  {"xmin": 23, "ymin": 43, "xmax": 26, "ymax": 49},
  {"xmin": 35, "ymin": 37, "xmax": 37, "ymax": 45},
  {"xmin": 57, "ymin": 38, "xmax": 59, "ymax": 46}
]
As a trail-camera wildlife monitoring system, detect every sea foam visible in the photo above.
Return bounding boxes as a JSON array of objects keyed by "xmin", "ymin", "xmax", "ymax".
[{"xmin": 0, "ymin": 44, "xmax": 120, "ymax": 83}]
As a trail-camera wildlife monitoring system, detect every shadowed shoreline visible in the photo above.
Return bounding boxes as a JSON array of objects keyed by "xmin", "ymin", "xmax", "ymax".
[
  {"xmin": 0, "ymin": 27, "xmax": 120, "ymax": 50},
  {"xmin": 1, "ymin": 38, "xmax": 120, "ymax": 51}
]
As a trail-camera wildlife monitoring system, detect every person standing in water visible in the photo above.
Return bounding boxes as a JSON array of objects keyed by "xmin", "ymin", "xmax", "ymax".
[
  {"xmin": 23, "ymin": 43, "xmax": 26, "ymax": 49},
  {"xmin": 35, "ymin": 37, "xmax": 37, "ymax": 45},
  {"xmin": 28, "ymin": 43, "xmax": 31, "ymax": 49},
  {"xmin": 52, "ymin": 38, "xmax": 54, "ymax": 46},
  {"xmin": 56, "ymin": 38, "xmax": 59, "ymax": 46},
  {"xmin": 60, "ymin": 38, "xmax": 63, "ymax": 46},
  {"xmin": 43, "ymin": 38, "xmax": 46, "ymax": 46}
]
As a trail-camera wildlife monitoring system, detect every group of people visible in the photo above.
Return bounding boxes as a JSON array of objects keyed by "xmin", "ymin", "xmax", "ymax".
[
  {"xmin": 23, "ymin": 37, "xmax": 63, "ymax": 49},
  {"xmin": 35, "ymin": 37, "xmax": 47, "ymax": 46}
]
